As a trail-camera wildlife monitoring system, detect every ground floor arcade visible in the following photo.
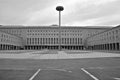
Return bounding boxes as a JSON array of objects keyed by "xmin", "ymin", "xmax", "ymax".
[
  {"xmin": 87, "ymin": 43, "xmax": 120, "ymax": 50},
  {"xmin": 0, "ymin": 44, "xmax": 23, "ymax": 50},
  {"xmin": 24, "ymin": 45, "xmax": 84, "ymax": 50}
]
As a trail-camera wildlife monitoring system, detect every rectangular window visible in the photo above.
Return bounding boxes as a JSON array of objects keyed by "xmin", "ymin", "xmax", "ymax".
[
  {"xmin": 78, "ymin": 38, "xmax": 79, "ymax": 44},
  {"xmin": 56, "ymin": 38, "xmax": 58, "ymax": 44},
  {"xmin": 81, "ymin": 38, "xmax": 82, "ymax": 44},
  {"xmin": 48, "ymin": 38, "xmax": 50, "ymax": 44},
  {"xmin": 67, "ymin": 38, "xmax": 69, "ymax": 44},
  {"xmin": 70, "ymin": 38, "xmax": 72, "ymax": 44},
  {"xmin": 46, "ymin": 38, "xmax": 48, "ymax": 44},
  {"xmin": 65, "ymin": 38, "xmax": 67, "ymax": 44},
  {"xmin": 27, "ymin": 38, "xmax": 29, "ymax": 44},
  {"xmin": 35, "ymin": 38, "xmax": 37, "ymax": 44},
  {"xmin": 38, "ymin": 38, "xmax": 39, "ymax": 44},
  {"xmin": 43, "ymin": 38, "xmax": 45, "ymax": 44},
  {"xmin": 40, "ymin": 38, "xmax": 42, "ymax": 44},
  {"xmin": 116, "ymin": 30, "xmax": 118, "ymax": 34},
  {"xmin": 54, "ymin": 38, "xmax": 56, "ymax": 44},
  {"xmin": 51, "ymin": 38, "xmax": 53, "ymax": 44},
  {"xmin": 75, "ymin": 38, "xmax": 77, "ymax": 44},
  {"xmin": 62, "ymin": 38, "xmax": 64, "ymax": 44},
  {"xmin": 32, "ymin": 38, "xmax": 34, "ymax": 44},
  {"xmin": 30, "ymin": 38, "xmax": 31, "ymax": 44}
]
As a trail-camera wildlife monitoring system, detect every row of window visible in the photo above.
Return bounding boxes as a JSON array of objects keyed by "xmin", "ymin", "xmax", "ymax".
[
  {"xmin": 27, "ymin": 38, "xmax": 83, "ymax": 45},
  {"xmin": 90, "ymin": 35, "xmax": 119, "ymax": 42},
  {"xmin": 27, "ymin": 33, "xmax": 83, "ymax": 36},
  {"xmin": 0, "ymin": 29, "xmax": 22, "ymax": 37},
  {"xmin": 87, "ymin": 27, "xmax": 120, "ymax": 45},
  {"xmin": 1, "ymin": 34, "xmax": 19, "ymax": 40},
  {"xmin": 0, "ymin": 32, "xmax": 23, "ymax": 46},
  {"xmin": 27, "ymin": 29, "xmax": 83, "ymax": 33},
  {"xmin": 0, "ymin": 38, "xmax": 21, "ymax": 43},
  {"xmin": 1, "ymin": 29, "xmax": 22, "ymax": 33}
]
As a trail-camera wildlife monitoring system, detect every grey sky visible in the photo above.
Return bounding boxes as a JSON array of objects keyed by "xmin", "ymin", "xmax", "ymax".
[{"xmin": 0, "ymin": 0, "xmax": 120, "ymax": 27}]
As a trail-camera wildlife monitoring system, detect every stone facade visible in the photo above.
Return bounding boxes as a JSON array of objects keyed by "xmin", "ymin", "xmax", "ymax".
[
  {"xmin": 86, "ymin": 25, "xmax": 120, "ymax": 50},
  {"xmin": 0, "ymin": 25, "xmax": 112, "ymax": 50},
  {"xmin": 0, "ymin": 30, "xmax": 23, "ymax": 50}
]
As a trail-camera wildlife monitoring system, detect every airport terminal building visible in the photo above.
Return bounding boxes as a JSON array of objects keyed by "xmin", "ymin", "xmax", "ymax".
[
  {"xmin": 0, "ymin": 25, "xmax": 119, "ymax": 50},
  {"xmin": 86, "ymin": 25, "xmax": 120, "ymax": 50},
  {"xmin": 0, "ymin": 30, "xmax": 23, "ymax": 50}
]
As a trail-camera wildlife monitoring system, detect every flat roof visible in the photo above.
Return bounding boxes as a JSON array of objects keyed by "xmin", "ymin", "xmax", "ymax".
[
  {"xmin": 87, "ymin": 25, "xmax": 120, "ymax": 39},
  {"xmin": 0, "ymin": 25, "xmax": 113, "ymax": 29}
]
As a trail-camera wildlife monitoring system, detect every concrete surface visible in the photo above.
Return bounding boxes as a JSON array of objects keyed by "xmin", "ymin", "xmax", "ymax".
[{"xmin": 0, "ymin": 50, "xmax": 120, "ymax": 59}]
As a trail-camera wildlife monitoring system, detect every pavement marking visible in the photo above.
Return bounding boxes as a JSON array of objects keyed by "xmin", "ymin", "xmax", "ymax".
[
  {"xmin": 45, "ymin": 68, "xmax": 67, "ymax": 72},
  {"xmin": 53, "ymin": 69, "xmax": 67, "ymax": 72},
  {"xmin": 29, "ymin": 69, "xmax": 41, "ymax": 80},
  {"xmin": 114, "ymin": 78, "xmax": 120, "ymax": 80},
  {"xmin": 68, "ymin": 71, "xmax": 72, "ymax": 73},
  {"xmin": 45, "ymin": 68, "xmax": 72, "ymax": 73},
  {"xmin": 81, "ymin": 68, "xmax": 99, "ymax": 80},
  {"xmin": 88, "ymin": 67, "xmax": 104, "ymax": 69},
  {"xmin": 88, "ymin": 66, "xmax": 120, "ymax": 69}
]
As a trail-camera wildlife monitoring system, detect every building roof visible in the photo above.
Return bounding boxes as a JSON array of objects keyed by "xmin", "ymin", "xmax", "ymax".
[
  {"xmin": 86, "ymin": 25, "xmax": 120, "ymax": 39},
  {"xmin": 0, "ymin": 25, "xmax": 112, "ymax": 29}
]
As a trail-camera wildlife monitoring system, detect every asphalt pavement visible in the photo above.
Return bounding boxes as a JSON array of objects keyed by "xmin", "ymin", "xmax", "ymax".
[{"xmin": 0, "ymin": 50, "xmax": 120, "ymax": 80}]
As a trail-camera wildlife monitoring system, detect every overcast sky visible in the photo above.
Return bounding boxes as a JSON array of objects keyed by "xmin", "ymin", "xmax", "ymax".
[{"xmin": 0, "ymin": 0, "xmax": 120, "ymax": 27}]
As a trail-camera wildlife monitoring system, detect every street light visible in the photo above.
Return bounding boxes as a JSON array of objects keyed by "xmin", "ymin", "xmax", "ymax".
[{"xmin": 56, "ymin": 6, "xmax": 64, "ymax": 51}]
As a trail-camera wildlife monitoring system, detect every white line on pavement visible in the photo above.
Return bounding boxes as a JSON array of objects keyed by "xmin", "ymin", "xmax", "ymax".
[
  {"xmin": 52, "ymin": 69, "xmax": 67, "ymax": 72},
  {"xmin": 114, "ymin": 78, "xmax": 120, "ymax": 80},
  {"xmin": 29, "ymin": 69, "xmax": 41, "ymax": 80},
  {"xmin": 81, "ymin": 68, "xmax": 99, "ymax": 80}
]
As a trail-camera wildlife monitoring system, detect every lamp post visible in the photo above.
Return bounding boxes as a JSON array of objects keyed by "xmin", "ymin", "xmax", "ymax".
[{"xmin": 56, "ymin": 6, "xmax": 64, "ymax": 51}]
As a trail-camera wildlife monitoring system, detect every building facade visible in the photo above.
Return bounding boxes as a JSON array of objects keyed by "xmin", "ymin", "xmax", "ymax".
[
  {"xmin": 0, "ymin": 30, "xmax": 24, "ymax": 50},
  {"xmin": 0, "ymin": 25, "xmax": 111, "ymax": 50},
  {"xmin": 86, "ymin": 25, "xmax": 120, "ymax": 50},
  {"xmin": 25, "ymin": 27, "xmax": 108, "ymax": 50}
]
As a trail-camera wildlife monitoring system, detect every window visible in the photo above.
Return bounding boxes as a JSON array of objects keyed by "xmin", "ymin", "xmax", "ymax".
[
  {"xmin": 1, "ymin": 39, "xmax": 3, "ymax": 42},
  {"xmin": 1, "ymin": 34, "xmax": 3, "ymax": 37},
  {"xmin": 116, "ymin": 35, "xmax": 118, "ymax": 39},
  {"xmin": 112, "ymin": 31, "xmax": 114, "ymax": 34},
  {"xmin": 81, "ymin": 38, "xmax": 82, "ymax": 44},
  {"xmin": 40, "ymin": 38, "xmax": 42, "ymax": 44},
  {"xmin": 116, "ymin": 30, "xmax": 118, "ymax": 34},
  {"xmin": 70, "ymin": 38, "xmax": 72, "ymax": 44},
  {"xmin": 51, "ymin": 38, "xmax": 53, "ymax": 44},
  {"xmin": 35, "ymin": 38, "xmax": 37, "ymax": 44},
  {"xmin": 67, "ymin": 38, "xmax": 69, "ymax": 44},
  {"xmin": 30, "ymin": 38, "xmax": 31, "ymax": 44},
  {"xmin": 62, "ymin": 38, "xmax": 64, "ymax": 44},
  {"xmin": 65, "ymin": 38, "xmax": 67, "ymax": 44},
  {"xmin": 75, "ymin": 38, "xmax": 77, "ymax": 44},
  {"xmin": 56, "ymin": 38, "xmax": 58, "ymax": 44},
  {"xmin": 27, "ymin": 38, "xmax": 29, "ymax": 44},
  {"xmin": 32, "ymin": 38, "xmax": 34, "ymax": 44},
  {"xmin": 43, "ymin": 38, "xmax": 45, "ymax": 44}
]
